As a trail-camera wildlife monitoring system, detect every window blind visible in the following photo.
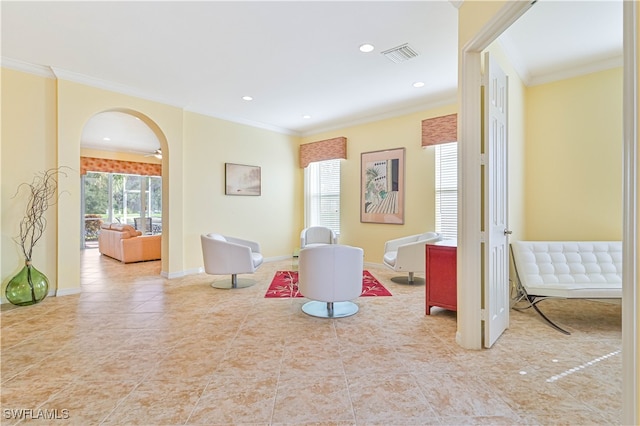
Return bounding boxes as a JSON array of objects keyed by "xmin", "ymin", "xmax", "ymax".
[
  {"xmin": 304, "ymin": 159, "xmax": 341, "ymax": 235},
  {"xmin": 435, "ymin": 142, "xmax": 457, "ymax": 239}
]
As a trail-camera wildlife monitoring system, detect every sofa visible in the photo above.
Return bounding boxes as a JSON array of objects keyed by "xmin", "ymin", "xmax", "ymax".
[
  {"xmin": 510, "ymin": 240, "xmax": 622, "ymax": 334},
  {"xmin": 511, "ymin": 241, "xmax": 622, "ymax": 299},
  {"xmin": 98, "ymin": 223, "xmax": 161, "ymax": 263}
]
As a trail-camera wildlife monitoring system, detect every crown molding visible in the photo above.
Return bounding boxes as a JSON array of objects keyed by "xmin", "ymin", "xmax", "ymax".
[
  {"xmin": 300, "ymin": 92, "xmax": 457, "ymax": 137},
  {"xmin": 527, "ymin": 54, "xmax": 624, "ymax": 87},
  {"xmin": 493, "ymin": 39, "xmax": 623, "ymax": 87},
  {"xmin": 1, "ymin": 57, "xmax": 55, "ymax": 78},
  {"xmin": 49, "ymin": 66, "xmax": 185, "ymax": 109},
  {"xmin": 2, "ymin": 56, "xmax": 299, "ymax": 137},
  {"xmin": 183, "ymin": 106, "xmax": 299, "ymax": 136}
]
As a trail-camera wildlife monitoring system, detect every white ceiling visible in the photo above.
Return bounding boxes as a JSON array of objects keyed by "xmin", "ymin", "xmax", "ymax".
[
  {"xmin": 1, "ymin": 1, "xmax": 623, "ymax": 155},
  {"xmin": 499, "ymin": 0, "xmax": 622, "ymax": 87}
]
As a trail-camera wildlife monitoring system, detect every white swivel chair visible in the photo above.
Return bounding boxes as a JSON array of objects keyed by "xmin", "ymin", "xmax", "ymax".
[
  {"xmin": 298, "ymin": 245, "xmax": 364, "ymax": 318},
  {"xmin": 201, "ymin": 233, "xmax": 263, "ymax": 289},
  {"xmin": 300, "ymin": 226, "xmax": 338, "ymax": 248},
  {"xmin": 382, "ymin": 232, "xmax": 443, "ymax": 284}
]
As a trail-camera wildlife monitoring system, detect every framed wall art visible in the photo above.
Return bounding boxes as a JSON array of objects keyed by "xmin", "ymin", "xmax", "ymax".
[
  {"xmin": 360, "ymin": 148, "xmax": 405, "ymax": 224},
  {"xmin": 225, "ymin": 163, "xmax": 261, "ymax": 196}
]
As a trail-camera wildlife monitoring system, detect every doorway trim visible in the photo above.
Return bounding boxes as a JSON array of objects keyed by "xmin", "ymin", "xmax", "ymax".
[
  {"xmin": 457, "ymin": 0, "xmax": 532, "ymax": 350},
  {"xmin": 458, "ymin": 1, "xmax": 637, "ymax": 424},
  {"xmin": 621, "ymin": 1, "xmax": 638, "ymax": 423}
]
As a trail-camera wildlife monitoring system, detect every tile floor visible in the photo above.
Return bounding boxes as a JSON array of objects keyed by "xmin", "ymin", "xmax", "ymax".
[{"xmin": 1, "ymin": 249, "xmax": 622, "ymax": 425}]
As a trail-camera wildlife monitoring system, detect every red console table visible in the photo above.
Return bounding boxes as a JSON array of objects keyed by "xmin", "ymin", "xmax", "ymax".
[{"xmin": 425, "ymin": 240, "xmax": 457, "ymax": 315}]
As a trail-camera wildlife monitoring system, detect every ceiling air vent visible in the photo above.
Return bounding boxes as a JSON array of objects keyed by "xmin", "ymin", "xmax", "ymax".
[{"xmin": 381, "ymin": 43, "xmax": 419, "ymax": 63}]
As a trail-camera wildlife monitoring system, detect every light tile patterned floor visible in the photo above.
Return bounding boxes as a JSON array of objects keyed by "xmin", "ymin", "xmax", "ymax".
[{"xmin": 1, "ymin": 249, "xmax": 622, "ymax": 425}]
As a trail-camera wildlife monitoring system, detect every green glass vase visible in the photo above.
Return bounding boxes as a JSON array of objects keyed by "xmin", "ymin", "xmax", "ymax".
[{"xmin": 6, "ymin": 261, "xmax": 49, "ymax": 306}]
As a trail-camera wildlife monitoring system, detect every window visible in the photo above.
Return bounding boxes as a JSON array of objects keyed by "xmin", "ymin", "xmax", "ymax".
[
  {"xmin": 304, "ymin": 159, "xmax": 341, "ymax": 235},
  {"xmin": 435, "ymin": 142, "xmax": 457, "ymax": 239},
  {"xmin": 82, "ymin": 172, "xmax": 162, "ymax": 248}
]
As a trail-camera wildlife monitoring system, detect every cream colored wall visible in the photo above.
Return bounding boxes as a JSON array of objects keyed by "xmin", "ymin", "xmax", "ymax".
[
  {"xmin": 524, "ymin": 67, "xmax": 623, "ymax": 240},
  {"xmin": 301, "ymin": 106, "xmax": 456, "ymax": 264},
  {"xmin": 182, "ymin": 111, "xmax": 301, "ymax": 271},
  {"xmin": 1, "ymin": 69, "xmax": 58, "ymax": 298},
  {"xmin": 458, "ymin": 1, "xmax": 506, "ymax": 50}
]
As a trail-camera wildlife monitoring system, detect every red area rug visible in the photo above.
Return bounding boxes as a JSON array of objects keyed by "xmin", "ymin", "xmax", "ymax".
[{"xmin": 265, "ymin": 270, "xmax": 392, "ymax": 298}]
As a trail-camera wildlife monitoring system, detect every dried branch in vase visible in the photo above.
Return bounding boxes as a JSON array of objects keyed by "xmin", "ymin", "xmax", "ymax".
[{"xmin": 13, "ymin": 167, "xmax": 69, "ymax": 261}]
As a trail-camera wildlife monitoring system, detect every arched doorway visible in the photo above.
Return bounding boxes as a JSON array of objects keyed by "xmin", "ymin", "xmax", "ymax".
[{"xmin": 79, "ymin": 109, "xmax": 169, "ymax": 273}]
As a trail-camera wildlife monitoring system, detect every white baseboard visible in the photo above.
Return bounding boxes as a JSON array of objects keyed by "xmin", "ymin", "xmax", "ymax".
[
  {"xmin": 161, "ymin": 255, "xmax": 292, "ymax": 279},
  {"xmin": 264, "ymin": 255, "xmax": 292, "ymax": 262},
  {"xmin": 587, "ymin": 298, "xmax": 622, "ymax": 305},
  {"xmin": 162, "ymin": 267, "xmax": 202, "ymax": 279},
  {"xmin": 55, "ymin": 287, "xmax": 81, "ymax": 297}
]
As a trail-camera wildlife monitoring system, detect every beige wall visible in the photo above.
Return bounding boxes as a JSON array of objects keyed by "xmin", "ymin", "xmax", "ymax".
[
  {"xmin": 524, "ymin": 67, "xmax": 623, "ymax": 240},
  {"xmin": 458, "ymin": 1, "xmax": 506, "ymax": 48},
  {"xmin": 301, "ymin": 105, "xmax": 456, "ymax": 264},
  {"xmin": 182, "ymin": 111, "xmax": 301, "ymax": 271},
  {"xmin": 1, "ymin": 69, "xmax": 58, "ymax": 293}
]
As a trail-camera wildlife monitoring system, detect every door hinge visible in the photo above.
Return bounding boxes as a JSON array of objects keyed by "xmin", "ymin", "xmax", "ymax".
[
  {"xmin": 480, "ymin": 308, "xmax": 487, "ymax": 321},
  {"xmin": 480, "ymin": 153, "xmax": 487, "ymax": 165},
  {"xmin": 480, "ymin": 231, "xmax": 486, "ymax": 243}
]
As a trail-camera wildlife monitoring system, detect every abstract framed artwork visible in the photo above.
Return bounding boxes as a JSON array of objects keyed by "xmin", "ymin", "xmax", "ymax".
[
  {"xmin": 225, "ymin": 163, "xmax": 261, "ymax": 196},
  {"xmin": 360, "ymin": 147, "xmax": 405, "ymax": 224}
]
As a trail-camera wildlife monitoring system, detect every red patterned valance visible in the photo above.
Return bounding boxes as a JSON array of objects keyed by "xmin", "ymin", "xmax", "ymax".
[
  {"xmin": 81, "ymin": 157, "xmax": 162, "ymax": 176},
  {"xmin": 422, "ymin": 114, "xmax": 457, "ymax": 147},
  {"xmin": 300, "ymin": 137, "xmax": 347, "ymax": 168}
]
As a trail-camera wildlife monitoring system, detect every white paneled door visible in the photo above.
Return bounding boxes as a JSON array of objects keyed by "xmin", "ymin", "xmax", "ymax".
[{"xmin": 483, "ymin": 52, "xmax": 510, "ymax": 348}]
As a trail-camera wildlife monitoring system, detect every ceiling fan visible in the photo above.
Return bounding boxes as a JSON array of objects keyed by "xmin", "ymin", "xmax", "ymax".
[{"xmin": 144, "ymin": 148, "xmax": 162, "ymax": 159}]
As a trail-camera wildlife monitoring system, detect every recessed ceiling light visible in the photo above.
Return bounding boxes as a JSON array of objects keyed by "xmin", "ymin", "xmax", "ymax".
[
  {"xmin": 413, "ymin": 81, "xmax": 425, "ymax": 88},
  {"xmin": 359, "ymin": 43, "xmax": 375, "ymax": 53},
  {"xmin": 242, "ymin": 96, "xmax": 253, "ymax": 101},
  {"xmin": 302, "ymin": 114, "xmax": 312, "ymax": 119},
  {"xmin": 103, "ymin": 137, "xmax": 111, "ymax": 141}
]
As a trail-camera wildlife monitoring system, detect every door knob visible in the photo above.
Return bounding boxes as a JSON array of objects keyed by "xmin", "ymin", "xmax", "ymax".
[{"xmin": 504, "ymin": 229, "xmax": 512, "ymax": 235}]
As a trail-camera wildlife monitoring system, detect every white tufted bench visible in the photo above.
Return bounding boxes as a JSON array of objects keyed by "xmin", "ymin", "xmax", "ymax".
[{"xmin": 510, "ymin": 241, "xmax": 622, "ymax": 333}]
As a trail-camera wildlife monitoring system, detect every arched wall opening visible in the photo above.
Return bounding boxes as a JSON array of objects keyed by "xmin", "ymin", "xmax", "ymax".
[
  {"xmin": 78, "ymin": 109, "xmax": 170, "ymax": 272},
  {"xmin": 55, "ymin": 80, "xmax": 183, "ymax": 299}
]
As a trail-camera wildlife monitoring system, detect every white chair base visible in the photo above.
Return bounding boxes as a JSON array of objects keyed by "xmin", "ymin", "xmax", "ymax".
[
  {"xmin": 391, "ymin": 272, "xmax": 424, "ymax": 285},
  {"xmin": 301, "ymin": 301, "xmax": 359, "ymax": 318},
  {"xmin": 211, "ymin": 274, "xmax": 256, "ymax": 289}
]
